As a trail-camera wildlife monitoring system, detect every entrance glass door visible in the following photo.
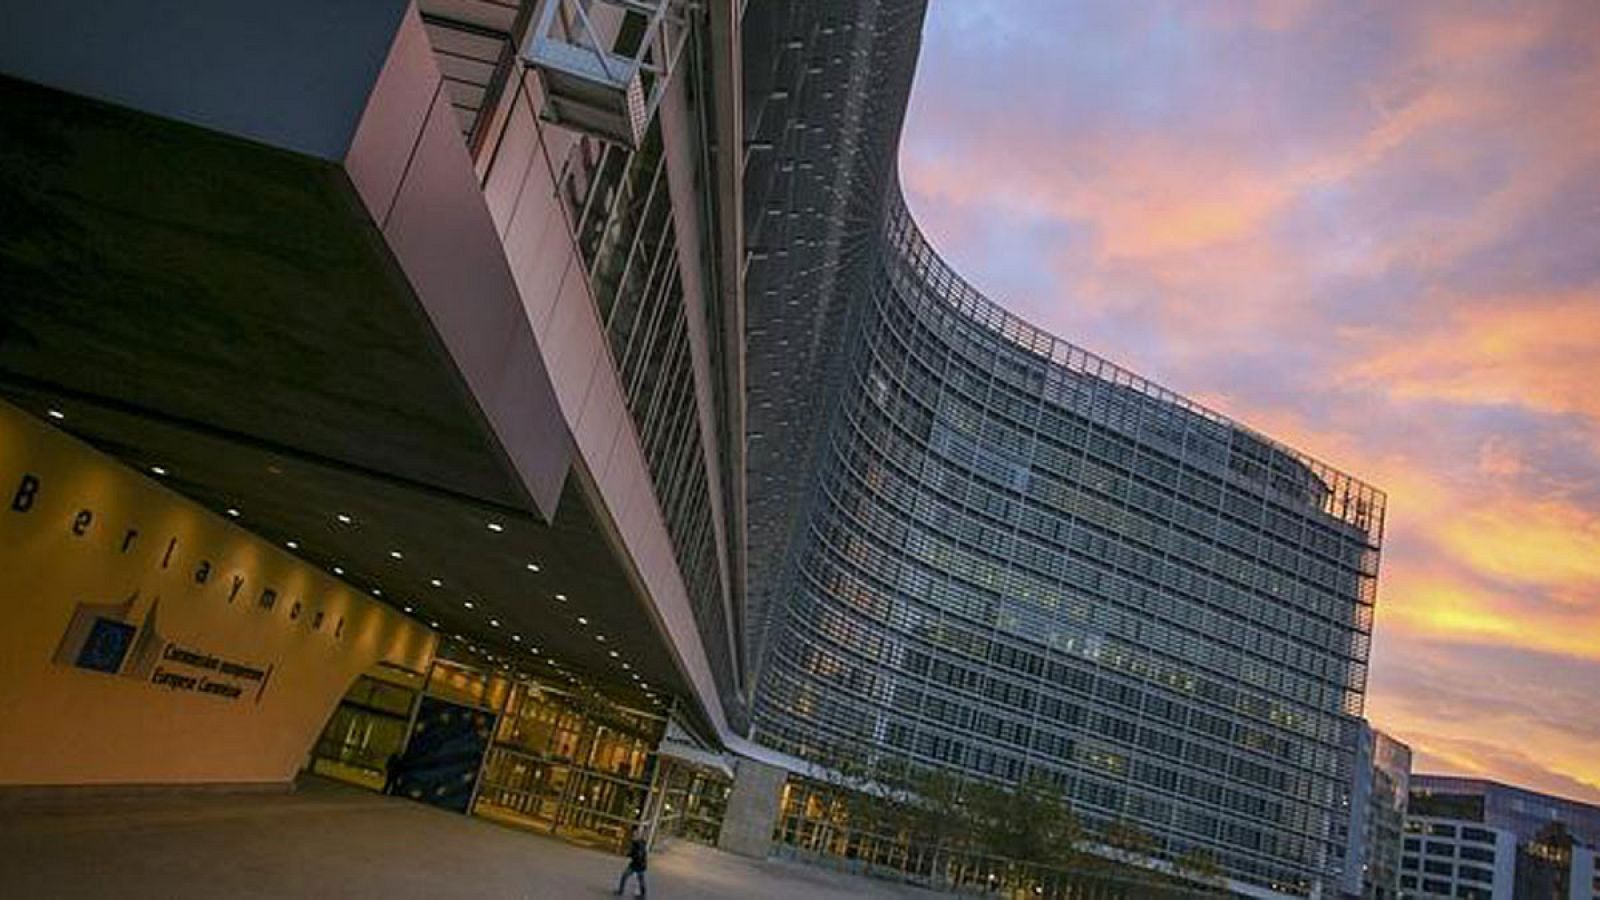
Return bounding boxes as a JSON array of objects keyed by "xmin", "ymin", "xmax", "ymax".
[
  {"xmin": 308, "ymin": 667, "xmax": 422, "ymax": 790},
  {"xmin": 471, "ymin": 679, "xmax": 665, "ymax": 851}
]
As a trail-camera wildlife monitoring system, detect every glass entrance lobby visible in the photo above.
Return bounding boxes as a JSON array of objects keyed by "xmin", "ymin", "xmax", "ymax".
[{"xmin": 309, "ymin": 652, "xmax": 729, "ymax": 853}]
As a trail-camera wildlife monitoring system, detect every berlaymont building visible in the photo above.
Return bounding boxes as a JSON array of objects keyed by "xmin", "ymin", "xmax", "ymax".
[{"xmin": 0, "ymin": 1, "xmax": 1385, "ymax": 898}]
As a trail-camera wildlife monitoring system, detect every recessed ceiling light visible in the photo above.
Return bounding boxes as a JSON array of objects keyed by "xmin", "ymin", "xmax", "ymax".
[
  {"xmin": 430, "ymin": 621, "xmax": 440, "ymax": 628},
  {"xmin": 609, "ymin": 651, "xmax": 619, "ymax": 659},
  {"xmin": 595, "ymin": 635, "xmax": 606, "ymax": 642},
  {"xmin": 526, "ymin": 562, "xmax": 541, "ymax": 572},
  {"xmin": 151, "ymin": 465, "xmax": 168, "ymax": 476},
  {"xmin": 47, "ymin": 409, "xmax": 65, "ymax": 420},
  {"xmin": 336, "ymin": 514, "xmax": 353, "ymax": 525},
  {"xmin": 372, "ymin": 588, "xmax": 382, "ymax": 596},
  {"xmin": 403, "ymin": 605, "xmax": 414, "ymax": 613},
  {"xmin": 226, "ymin": 508, "xmax": 241, "ymax": 518},
  {"xmin": 576, "ymin": 617, "xmax": 588, "ymax": 626},
  {"xmin": 489, "ymin": 619, "xmax": 500, "ymax": 628},
  {"xmin": 511, "ymin": 635, "xmax": 522, "ymax": 643},
  {"xmin": 622, "ymin": 663, "xmax": 631, "ymax": 670},
  {"xmin": 286, "ymin": 540, "xmax": 299, "ymax": 550},
  {"xmin": 530, "ymin": 647, "xmax": 540, "ymax": 655},
  {"xmin": 486, "ymin": 522, "xmax": 504, "ymax": 533},
  {"xmin": 430, "ymin": 578, "xmax": 443, "ymax": 588},
  {"xmin": 463, "ymin": 600, "xmax": 474, "ymax": 610},
  {"xmin": 630, "ymin": 673, "xmax": 640, "ymax": 681},
  {"xmin": 389, "ymin": 550, "xmax": 403, "ymax": 560},
  {"xmin": 333, "ymin": 566, "xmax": 345, "ymax": 575},
  {"xmin": 554, "ymin": 593, "xmax": 567, "ymax": 602}
]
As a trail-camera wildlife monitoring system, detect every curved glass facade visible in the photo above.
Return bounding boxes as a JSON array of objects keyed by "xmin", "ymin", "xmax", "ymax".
[{"xmin": 750, "ymin": 188, "xmax": 1385, "ymax": 891}]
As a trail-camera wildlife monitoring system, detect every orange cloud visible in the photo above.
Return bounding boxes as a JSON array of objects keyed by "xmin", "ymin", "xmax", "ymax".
[
  {"xmin": 1341, "ymin": 291, "xmax": 1600, "ymax": 422},
  {"xmin": 1413, "ymin": 4, "xmax": 1553, "ymax": 71},
  {"xmin": 1377, "ymin": 562, "xmax": 1600, "ymax": 662},
  {"xmin": 1379, "ymin": 724, "xmax": 1600, "ymax": 805},
  {"xmin": 1301, "ymin": 83, "xmax": 1487, "ymax": 190},
  {"xmin": 1434, "ymin": 500, "xmax": 1600, "ymax": 591},
  {"xmin": 1103, "ymin": 178, "xmax": 1286, "ymax": 260},
  {"xmin": 906, "ymin": 72, "xmax": 1505, "ymax": 347},
  {"xmin": 904, "ymin": 135, "xmax": 1294, "ymax": 259},
  {"xmin": 1198, "ymin": 400, "xmax": 1600, "ymax": 660},
  {"xmin": 1476, "ymin": 438, "xmax": 1526, "ymax": 477},
  {"xmin": 1189, "ymin": 1, "xmax": 1318, "ymax": 34}
]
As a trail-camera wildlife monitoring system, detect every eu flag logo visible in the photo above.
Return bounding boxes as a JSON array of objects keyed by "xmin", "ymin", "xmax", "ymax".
[{"xmin": 75, "ymin": 617, "xmax": 135, "ymax": 674}]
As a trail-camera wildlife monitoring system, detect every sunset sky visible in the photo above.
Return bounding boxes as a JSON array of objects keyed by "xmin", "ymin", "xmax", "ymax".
[{"xmin": 901, "ymin": 1, "xmax": 1600, "ymax": 802}]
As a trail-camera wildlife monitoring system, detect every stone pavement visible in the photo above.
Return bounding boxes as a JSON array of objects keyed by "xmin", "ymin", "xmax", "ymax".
[{"xmin": 0, "ymin": 777, "xmax": 933, "ymax": 899}]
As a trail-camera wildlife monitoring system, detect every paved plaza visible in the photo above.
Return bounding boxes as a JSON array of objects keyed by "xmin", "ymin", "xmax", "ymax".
[{"xmin": 0, "ymin": 779, "xmax": 929, "ymax": 899}]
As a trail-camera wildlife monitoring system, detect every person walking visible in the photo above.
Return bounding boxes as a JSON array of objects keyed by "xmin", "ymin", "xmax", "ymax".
[
  {"xmin": 615, "ymin": 827, "xmax": 648, "ymax": 897},
  {"xmin": 382, "ymin": 753, "xmax": 402, "ymax": 796}
]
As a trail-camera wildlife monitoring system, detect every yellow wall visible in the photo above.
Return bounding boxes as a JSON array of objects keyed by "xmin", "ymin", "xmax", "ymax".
[{"xmin": 0, "ymin": 400, "xmax": 437, "ymax": 787}]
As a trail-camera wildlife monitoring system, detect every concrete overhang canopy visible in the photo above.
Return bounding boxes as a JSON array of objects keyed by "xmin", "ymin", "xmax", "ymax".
[
  {"xmin": 0, "ymin": 0, "xmax": 570, "ymax": 521},
  {"xmin": 0, "ymin": 382, "xmax": 699, "ymax": 726},
  {"xmin": 0, "ymin": 2, "xmax": 719, "ymax": 730}
]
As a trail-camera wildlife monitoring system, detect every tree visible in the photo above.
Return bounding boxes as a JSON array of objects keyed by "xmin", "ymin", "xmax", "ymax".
[
  {"xmin": 1101, "ymin": 819, "xmax": 1156, "ymax": 862},
  {"xmin": 1174, "ymin": 847, "xmax": 1225, "ymax": 886},
  {"xmin": 906, "ymin": 765, "xmax": 970, "ymax": 850},
  {"xmin": 969, "ymin": 775, "xmax": 1081, "ymax": 868},
  {"xmin": 801, "ymin": 734, "xmax": 918, "ymax": 867}
]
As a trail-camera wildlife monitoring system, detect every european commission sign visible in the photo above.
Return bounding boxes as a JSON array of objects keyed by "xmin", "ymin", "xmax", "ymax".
[{"xmin": 6, "ymin": 467, "xmax": 343, "ymax": 704}]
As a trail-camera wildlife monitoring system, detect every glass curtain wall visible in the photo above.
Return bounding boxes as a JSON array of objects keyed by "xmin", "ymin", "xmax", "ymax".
[{"xmin": 752, "ymin": 191, "xmax": 1386, "ymax": 895}]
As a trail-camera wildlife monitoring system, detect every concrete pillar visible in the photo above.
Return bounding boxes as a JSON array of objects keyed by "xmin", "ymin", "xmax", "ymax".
[{"xmin": 716, "ymin": 758, "xmax": 786, "ymax": 858}]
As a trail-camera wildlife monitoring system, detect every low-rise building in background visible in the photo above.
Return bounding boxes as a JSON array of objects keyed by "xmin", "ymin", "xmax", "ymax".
[{"xmin": 1401, "ymin": 775, "xmax": 1600, "ymax": 900}]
